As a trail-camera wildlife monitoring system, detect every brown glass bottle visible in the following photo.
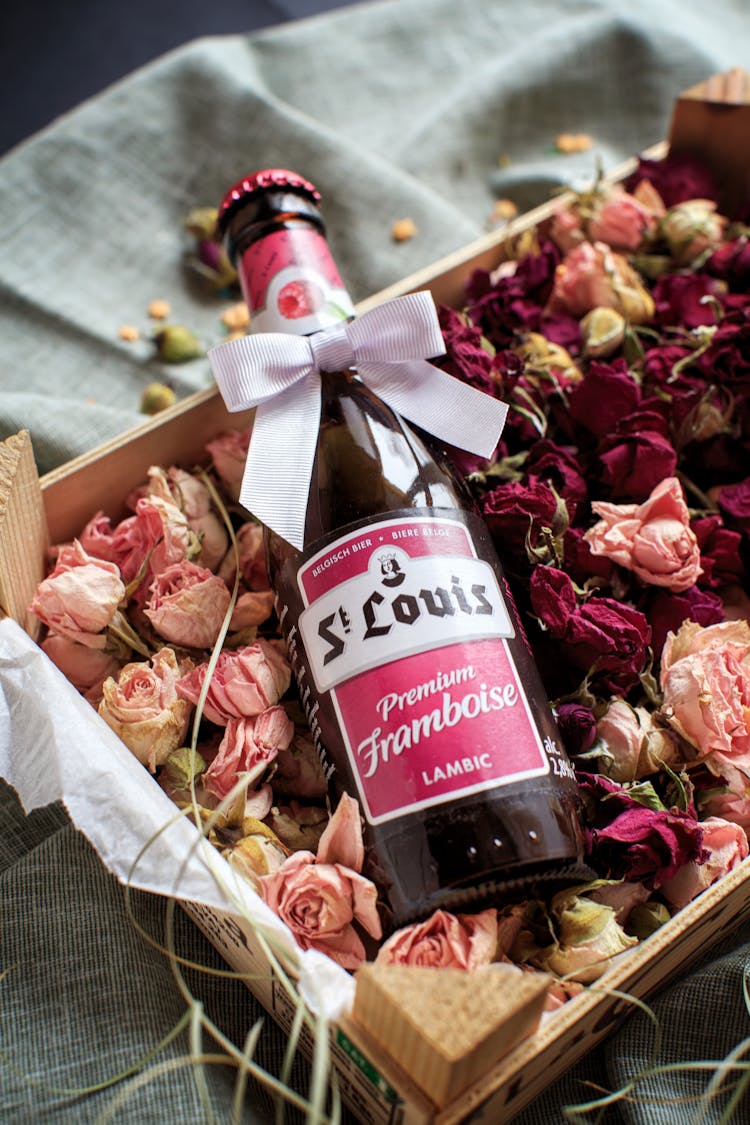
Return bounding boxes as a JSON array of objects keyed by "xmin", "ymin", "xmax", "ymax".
[{"xmin": 217, "ymin": 169, "xmax": 585, "ymax": 929}]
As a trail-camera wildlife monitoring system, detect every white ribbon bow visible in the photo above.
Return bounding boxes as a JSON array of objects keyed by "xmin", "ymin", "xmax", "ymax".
[{"xmin": 208, "ymin": 291, "xmax": 508, "ymax": 549}]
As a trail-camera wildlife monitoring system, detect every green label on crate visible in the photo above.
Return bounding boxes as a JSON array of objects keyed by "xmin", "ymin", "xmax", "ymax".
[{"xmin": 336, "ymin": 1029, "xmax": 398, "ymax": 1102}]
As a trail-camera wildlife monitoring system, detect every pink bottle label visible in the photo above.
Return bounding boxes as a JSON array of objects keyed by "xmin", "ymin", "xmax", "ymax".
[
  {"xmin": 295, "ymin": 516, "xmax": 551, "ymax": 825},
  {"xmin": 240, "ymin": 228, "xmax": 355, "ymax": 335}
]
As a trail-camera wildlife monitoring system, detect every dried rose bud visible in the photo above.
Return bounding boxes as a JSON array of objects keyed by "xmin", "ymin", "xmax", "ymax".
[
  {"xmin": 224, "ymin": 819, "xmax": 289, "ymax": 884},
  {"xmin": 184, "ymin": 207, "xmax": 220, "ymax": 240},
  {"xmin": 534, "ymin": 888, "xmax": 638, "ymax": 983},
  {"xmin": 266, "ymin": 802, "xmax": 329, "ymax": 852},
  {"xmin": 197, "ymin": 239, "xmax": 238, "ymax": 290},
  {"xmin": 580, "ymin": 307, "xmax": 626, "ymax": 358},
  {"xmin": 154, "ymin": 325, "xmax": 204, "ymax": 363},
  {"xmin": 141, "ymin": 382, "xmax": 177, "ymax": 414},
  {"xmin": 627, "ymin": 901, "xmax": 670, "ymax": 939},
  {"xmin": 162, "ymin": 746, "xmax": 207, "ymax": 790},
  {"xmin": 661, "ymin": 199, "xmax": 727, "ymax": 265},
  {"xmin": 514, "ymin": 331, "xmax": 582, "ymax": 386}
]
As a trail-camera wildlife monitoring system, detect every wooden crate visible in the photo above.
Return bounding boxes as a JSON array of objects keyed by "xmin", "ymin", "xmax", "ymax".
[{"xmin": 3, "ymin": 80, "xmax": 750, "ymax": 1122}]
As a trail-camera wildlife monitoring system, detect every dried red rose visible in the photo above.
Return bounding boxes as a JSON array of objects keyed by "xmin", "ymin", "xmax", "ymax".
[
  {"xmin": 692, "ymin": 515, "xmax": 745, "ymax": 589},
  {"xmin": 554, "ymin": 702, "xmax": 597, "ymax": 756},
  {"xmin": 578, "ymin": 772, "xmax": 707, "ymax": 886},
  {"xmin": 652, "ymin": 273, "xmax": 722, "ymax": 329},
  {"xmin": 437, "ymin": 305, "xmax": 498, "ymax": 399},
  {"xmin": 482, "ymin": 480, "xmax": 562, "ymax": 571},
  {"xmin": 716, "ymin": 478, "xmax": 750, "ymax": 533},
  {"xmin": 624, "ymin": 153, "xmax": 719, "ymax": 208},
  {"xmin": 597, "ymin": 428, "xmax": 678, "ymax": 501},
  {"xmin": 568, "ymin": 359, "xmax": 641, "ymax": 438},
  {"xmin": 646, "ymin": 586, "xmax": 725, "ymax": 659},
  {"xmin": 465, "ymin": 242, "xmax": 562, "ymax": 348},
  {"xmin": 525, "ymin": 439, "xmax": 588, "ymax": 506},
  {"xmin": 529, "ymin": 566, "xmax": 651, "ymax": 694}
]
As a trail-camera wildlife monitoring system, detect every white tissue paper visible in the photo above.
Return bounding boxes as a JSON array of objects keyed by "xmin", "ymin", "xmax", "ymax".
[{"xmin": 0, "ymin": 615, "xmax": 355, "ymax": 1018}]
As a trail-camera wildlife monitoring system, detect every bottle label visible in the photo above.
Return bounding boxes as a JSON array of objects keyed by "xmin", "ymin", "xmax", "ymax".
[
  {"xmin": 240, "ymin": 228, "xmax": 355, "ymax": 335},
  {"xmin": 295, "ymin": 514, "xmax": 550, "ymax": 825}
]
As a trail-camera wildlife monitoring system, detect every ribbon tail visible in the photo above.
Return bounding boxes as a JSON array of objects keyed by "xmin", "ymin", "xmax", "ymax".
[
  {"xmin": 239, "ymin": 373, "xmax": 321, "ymax": 551},
  {"xmin": 363, "ymin": 360, "xmax": 508, "ymax": 459}
]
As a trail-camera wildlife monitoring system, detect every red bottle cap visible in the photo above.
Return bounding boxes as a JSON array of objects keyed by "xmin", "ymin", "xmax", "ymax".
[{"xmin": 218, "ymin": 168, "xmax": 322, "ymax": 232}]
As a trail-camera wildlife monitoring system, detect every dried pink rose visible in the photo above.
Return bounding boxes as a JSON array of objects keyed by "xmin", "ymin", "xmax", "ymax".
[
  {"xmin": 110, "ymin": 496, "xmax": 194, "ymax": 588},
  {"xmin": 584, "ymin": 477, "xmax": 702, "ymax": 592},
  {"xmin": 30, "ymin": 540, "xmax": 125, "ymax": 648},
  {"xmin": 595, "ymin": 698, "xmax": 683, "ymax": 783},
  {"xmin": 588, "ymin": 189, "xmax": 657, "ymax": 252},
  {"xmin": 137, "ymin": 466, "xmax": 229, "ymax": 571},
  {"xmin": 230, "ymin": 590, "xmax": 275, "ymax": 631},
  {"xmin": 176, "ymin": 639, "xmax": 291, "ymax": 725},
  {"xmin": 587, "ymin": 879, "xmax": 651, "ymax": 927},
  {"xmin": 548, "ymin": 205, "xmax": 586, "ymax": 255},
  {"xmin": 257, "ymin": 850, "xmax": 382, "ymax": 969},
  {"xmin": 205, "ymin": 429, "xmax": 251, "ymax": 501},
  {"xmin": 203, "ymin": 705, "xmax": 294, "ymax": 800},
  {"xmin": 547, "ymin": 241, "xmax": 654, "ymax": 323},
  {"xmin": 144, "ymin": 561, "xmax": 231, "ymax": 649},
  {"xmin": 77, "ymin": 511, "xmax": 117, "ymax": 562},
  {"xmin": 219, "ymin": 521, "xmax": 269, "ymax": 591},
  {"xmin": 660, "ymin": 620, "xmax": 750, "ymax": 771},
  {"xmin": 317, "ymin": 792, "xmax": 364, "ymax": 873},
  {"xmin": 697, "ymin": 769, "xmax": 750, "ymax": 832},
  {"xmin": 41, "ymin": 634, "xmax": 121, "ymax": 706},
  {"xmin": 375, "ymin": 908, "xmax": 498, "ymax": 970},
  {"xmin": 659, "ymin": 816, "xmax": 748, "ymax": 910},
  {"xmin": 98, "ymin": 647, "xmax": 193, "ymax": 771}
]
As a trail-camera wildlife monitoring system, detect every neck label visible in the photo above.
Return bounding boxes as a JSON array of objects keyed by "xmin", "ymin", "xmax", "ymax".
[{"xmin": 240, "ymin": 228, "xmax": 355, "ymax": 335}]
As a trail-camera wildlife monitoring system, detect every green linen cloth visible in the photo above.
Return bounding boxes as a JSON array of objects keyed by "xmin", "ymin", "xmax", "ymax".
[{"xmin": 2, "ymin": 0, "xmax": 750, "ymax": 1120}]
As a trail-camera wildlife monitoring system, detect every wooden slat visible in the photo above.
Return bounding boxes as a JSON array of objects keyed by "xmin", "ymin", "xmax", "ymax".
[
  {"xmin": 0, "ymin": 430, "xmax": 49, "ymax": 639},
  {"xmin": 40, "ymin": 390, "xmax": 254, "ymax": 546},
  {"xmin": 351, "ymin": 964, "xmax": 550, "ymax": 1108},
  {"xmin": 668, "ymin": 67, "xmax": 750, "ymax": 216}
]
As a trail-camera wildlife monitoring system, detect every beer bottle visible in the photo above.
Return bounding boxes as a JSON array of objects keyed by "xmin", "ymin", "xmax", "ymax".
[{"xmin": 211, "ymin": 169, "xmax": 585, "ymax": 928}]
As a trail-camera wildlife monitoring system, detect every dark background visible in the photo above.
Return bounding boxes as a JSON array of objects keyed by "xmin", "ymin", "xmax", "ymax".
[{"xmin": 2, "ymin": 0, "xmax": 363, "ymax": 156}]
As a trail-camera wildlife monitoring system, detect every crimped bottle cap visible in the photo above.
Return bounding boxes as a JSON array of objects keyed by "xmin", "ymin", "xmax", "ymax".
[{"xmin": 218, "ymin": 168, "xmax": 321, "ymax": 233}]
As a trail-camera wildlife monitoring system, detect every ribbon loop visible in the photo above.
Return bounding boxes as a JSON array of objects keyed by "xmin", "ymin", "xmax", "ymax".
[{"xmin": 208, "ymin": 292, "xmax": 508, "ymax": 550}]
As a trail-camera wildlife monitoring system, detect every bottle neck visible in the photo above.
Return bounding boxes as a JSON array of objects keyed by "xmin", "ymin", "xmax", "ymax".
[{"xmin": 228, "ymin": 194, "xmax": 356, "ymax": 337}]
